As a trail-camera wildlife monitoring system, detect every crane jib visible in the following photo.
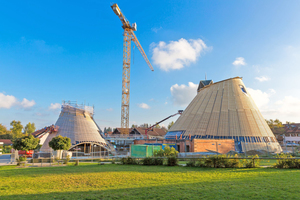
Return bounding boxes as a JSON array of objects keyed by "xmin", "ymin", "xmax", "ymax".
[{"xmin": 111, "ymin": 3, "xmax": 154, "ymax": 134}]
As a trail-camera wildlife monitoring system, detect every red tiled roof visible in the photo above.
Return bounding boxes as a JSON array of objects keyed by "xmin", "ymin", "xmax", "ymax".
[
  {"xmin": 112, "ymin": 128, "xmax": 133, "ymax": 134},
  {"xmin": 131, "ymin": 127, "xmax": 167, "ymax": 137},
  {"xmin": 0, "ymin": 139, "xmax": 13, "ymax": 145}
]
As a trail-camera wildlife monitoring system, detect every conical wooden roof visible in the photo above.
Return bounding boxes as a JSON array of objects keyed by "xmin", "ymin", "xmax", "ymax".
[
  {"xmin": 168, "ymin": 77, "xmax": 282, "ymax": 153},
  {"xmin": 40, "ymin": 103, "xmax": 108, "ymax": 152}
]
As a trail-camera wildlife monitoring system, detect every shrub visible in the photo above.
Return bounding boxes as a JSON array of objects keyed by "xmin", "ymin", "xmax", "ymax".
[
  {"xmin": 274, "ymin": 154, "xmax": 300, "ymax": 169},
  {"xmin": 242, "ymin": 155, "xmax": 260, "ymax": 168},
  {"xmin": 153, "ymin": 146, "xmax": 178, "ymax": 157},
  {"xmin": 153, "ymin": 158, "xmax": 164, "ymax": 165},
  {"xmin": 193, "ymin": 155, "xmax": 245, "ymax": 168},
  {"xmin": 63, "ymin": 155, "xmax": 71, "ymax": 164},
  {"xmin": 186, "ymin": 159, "xmax": 196, "ymax": 167},
  {"xmin": 141, "ymin": 157, "xmax": 164, "ymax": 165},
  {"xmin": 16, "ymin": 156, "xmax": 27, "ymax": 166},
  {"xmin": 121, "ymin": 157, "xmax": 139, "ymax": 165},
  {"xmin": 167, "ymin": 156, "xmax": 178, "ymax": 166},
  {"xmin": 153, "ymin": 149, "xmax": 164, "ymax": 157},
  {"xmin": 142, "ymin": 157, "xmax": 153, "ymax": 165}
]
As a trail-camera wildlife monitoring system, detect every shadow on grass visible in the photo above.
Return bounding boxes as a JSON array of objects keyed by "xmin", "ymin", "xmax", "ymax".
[
  {"xmin": 0, "ymin": 163, "xmax": 283, "ymax": 178},
  {"xmin": 1, "ymin": 175, "xmax": 298, "ymax": 200}
]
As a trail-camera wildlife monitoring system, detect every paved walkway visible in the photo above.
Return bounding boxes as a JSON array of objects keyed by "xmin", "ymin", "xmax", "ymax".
[{"xmin": 0, "ymin": 154, "xmax": 13, "ymax": 165}]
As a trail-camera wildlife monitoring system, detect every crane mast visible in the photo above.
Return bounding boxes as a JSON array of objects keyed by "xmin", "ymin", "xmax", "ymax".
[{"xmin": 111, "ymin": 4, "xmax": 153, "ymax": 134}]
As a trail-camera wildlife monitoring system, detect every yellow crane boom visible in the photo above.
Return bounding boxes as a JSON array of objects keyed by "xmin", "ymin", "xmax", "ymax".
[{"xmin": 111, "ymin": 4, "xmax": 153, "ymax": 134}]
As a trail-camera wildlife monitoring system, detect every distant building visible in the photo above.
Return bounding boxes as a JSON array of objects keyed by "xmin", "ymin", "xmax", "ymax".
[
  {"xmin": 0, "ymin": 139, "xmax": 13, "ymax": 146},
  {"xmin": 273, "ymin": 123, "xmax": 300, "ymax": 144},
  {"xmin": 105, "ymin": 127, "xmax": 168, "ymax": 154},
  {"xmin": 34, "ymin": 101, "xmax": 115, "ymax": 156}
]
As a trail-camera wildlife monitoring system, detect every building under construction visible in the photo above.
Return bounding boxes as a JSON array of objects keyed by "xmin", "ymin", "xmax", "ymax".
[
  {"xmin": 165, "ymin": 77, "xmax": 282, "ymax": 153},
  {"xmin": 37, "ymin": 101, "xmax": 115, "ymax": 156}
]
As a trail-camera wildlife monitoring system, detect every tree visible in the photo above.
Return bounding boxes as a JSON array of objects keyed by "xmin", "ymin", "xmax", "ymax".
[
  {"xmin": 0, "ymin": 124, "xmax": 12, "ymax": 139},
  {"xmin": 155, "ymin": 123, "xmax": 161, "ymax": 128},
  {"xmin": 104, "ymin": 127, "xmax": 107, "ymax": 133},
  {"xmin": 168, "ymin": 121, "xmax": 174, "ymax": 130},
  {"xmin": 154, "ymin": 146, "xmax": 178, "ymax": 157},
  {"xmin": 23, "ymin": 122, "xmax": 36, "ymax": 135},
  {"xmin": 12, "ymin": 135, "xmax": 39, "ymax": 151},
  {"xmin": 106, "ymin": 127, "xmax": 112, "ymax": 132},
  {"xmin": 10, "ymin": 120, "xmax": 23, "ymax": 139},
  {"xmin": 266, "ymin": 119, "xmax": 285, "ymax": 135},
  {"xmin": 49, "ymin": 135, "xmax": 71, "ymax": 151}
]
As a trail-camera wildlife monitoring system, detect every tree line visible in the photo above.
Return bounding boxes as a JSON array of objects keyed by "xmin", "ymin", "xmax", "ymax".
[{"xmin": 0, "ymin": 120, "xmax": 36, "ymax": 139}]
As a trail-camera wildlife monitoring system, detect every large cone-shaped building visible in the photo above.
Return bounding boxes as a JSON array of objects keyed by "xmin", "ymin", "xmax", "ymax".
[
  {"xmin": 40, "ymin": 102, "xmax": 114, "ymax": 154},
  {"xmin": 167, "ymin": 77, "xmax": 282, "ymax": 153}
]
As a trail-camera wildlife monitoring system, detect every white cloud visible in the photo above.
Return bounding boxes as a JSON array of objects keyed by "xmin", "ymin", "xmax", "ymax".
[
  {"xmin": 106, "ymin": 108, "xmax": 113, "ymax": 112},
  {"xmin": 138, "ymin": 103, "xmax": 150, "ymax": 109},
  {"xmin": 151, "ymin": 38, "xmax": 208, "ymax": 71},
  {"xmin": 263, "ymin": 96, "xmax": 300, "ymax": 122},
  {"xmin": 0, "ymin": 93, "xmax": 18, "ymax": 109},
  {"xmin": 248, "ymin": 87, "xmax": 300, "ymax": 122},
  {"xmin": 49, "ymin": 103, "xmax": 61, "ymax": 110},
  {"xmin": 151, "ymin": 26, "xmax": 162, "ymax": 33},
  {"xmin": 170, "ymin": 82, "xmax": 198, "ymax": 107},
  {"xmin": 20, "ymin": 98, "xmax": 36, "ymax": 108},
  {"xmin": 0, "ymin": 93, "xmax": 35, "ymax": 109},
  {"xmin": 247, "ymin": 88, "xmax": 275, "ymax": 109},
  {"xmin": 232, "ymin": 57, "xmax": 246, "ymax": 66},
  {"xmin": 21, "ymin": 37, "xmax": 63, "ymax": 54},
  {"xmin": 255, "ymin": 76, "xmax": 270, "ymax": 82}
]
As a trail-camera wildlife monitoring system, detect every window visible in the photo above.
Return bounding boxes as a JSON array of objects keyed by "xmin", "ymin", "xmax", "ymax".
[{"xmin": 240, "ymin": 85, "xmax": 247, "ymax": 94}]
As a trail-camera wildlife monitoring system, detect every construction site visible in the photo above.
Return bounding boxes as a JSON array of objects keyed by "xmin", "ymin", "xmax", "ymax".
[{"xmin": 22, "ymin": 3, "xmax": 283, "ymax": 160}]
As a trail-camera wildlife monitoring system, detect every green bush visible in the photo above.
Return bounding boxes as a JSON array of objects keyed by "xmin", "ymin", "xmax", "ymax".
[
  {"xmin": 153, "ymin": 158, "xmax": 164, "ymax": 165},
  {"xmin": 141, "ymin": 157, "xmax": 164, "ymax": 165},
  {"xmin": 241, "ymin": 155, "xmax": 260, "ymax": 168},
  {"xmin": 121, "ymin": 157, "xmax": 139, "ymax": 165},
  {"xmin": 154, "ymin": 146, "xmax": 178, "ymax": 157},
  {"xmin": 63, "ymin": 155, "xmax": 71, "ymax": 164},
  {"xmin": 142, "ymin": 157, "xmax": 153, "ymax": 165},
  {"xmin": 186, "ymin": 159, "xmax": 196, "ymax": 167},
  {"xmin": 19, "ymin": 156, "xmax": 27, "ymax": 162},
  {"xmin": 167, "ymin": 156, "xmax": 178, "ymax": 166},
  {"xmin": 191, "ymin": 155, "xmax": 258, "ymax": 168},
  {"xmin": 16, "ymin": 156, "xmax": 27, "ymax": 166},
  {"xmin": 274, "ymin": 154, "xmax": 300, "ymax": 169}
]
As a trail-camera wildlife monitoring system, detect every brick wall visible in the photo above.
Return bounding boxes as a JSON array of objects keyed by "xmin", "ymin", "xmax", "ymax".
[{"xmin": 193, "ymin": 139, "xmax": 235, "ymax": 154}]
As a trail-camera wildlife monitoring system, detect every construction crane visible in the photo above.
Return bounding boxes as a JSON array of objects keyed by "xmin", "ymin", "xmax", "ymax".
[
  {"xmin": 145, "ymin": 110, "xmax": 183, "ymax": 138},
  {"xmin": 111, "ymin": 4, "xmax": 154, "ymax": 134}
]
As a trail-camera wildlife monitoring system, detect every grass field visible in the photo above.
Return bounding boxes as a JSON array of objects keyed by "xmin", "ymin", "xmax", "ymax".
[{"xmin": 0, "ymin": 164, "xmax": 299, "ymax": 200}]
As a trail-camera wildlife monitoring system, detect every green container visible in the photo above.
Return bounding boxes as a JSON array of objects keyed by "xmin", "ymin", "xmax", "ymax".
[{"xmin": 131, "ymin": 145, "xmax": 161, "ymax": 158}]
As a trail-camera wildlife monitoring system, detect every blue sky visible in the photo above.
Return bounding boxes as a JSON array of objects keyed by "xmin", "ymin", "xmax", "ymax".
[{"xmin": 1, "ymin": 0, "xmax": 300, "ymax": 130}]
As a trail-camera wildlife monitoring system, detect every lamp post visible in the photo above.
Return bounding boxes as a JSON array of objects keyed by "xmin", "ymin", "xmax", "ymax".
[
  {"xmin": 266, "ymin": 142, "xmax": 270, "ymax": 157},
  {"xmin": 245, "ymin": 142, "xmax": 248, "ymax": 157}
]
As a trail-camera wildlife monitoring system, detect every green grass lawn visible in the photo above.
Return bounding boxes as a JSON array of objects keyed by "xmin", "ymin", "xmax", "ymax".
[{"xmin": 0, "ymin": 164, "xmax": 299, "ymax": 200}]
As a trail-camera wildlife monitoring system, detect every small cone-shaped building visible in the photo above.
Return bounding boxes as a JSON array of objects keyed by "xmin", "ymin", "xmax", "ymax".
[
  {"xmin": 40, "ymin": 102, "xmax": 114, "ymax": 154},
  {"xmin": 168, "ymin": 77, "xmax": 282, "ymax": 153}
]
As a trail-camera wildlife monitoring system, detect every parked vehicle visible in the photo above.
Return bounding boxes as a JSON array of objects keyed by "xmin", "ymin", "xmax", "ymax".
[{"xmin": 11, "ymin": 149, "xmax": 34, "ymax": 158}]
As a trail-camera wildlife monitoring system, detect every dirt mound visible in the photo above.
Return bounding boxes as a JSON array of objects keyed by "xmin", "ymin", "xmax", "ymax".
[{"xmin": 246, "ymin": 150, "xmax": 268, "ymax": 156}]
